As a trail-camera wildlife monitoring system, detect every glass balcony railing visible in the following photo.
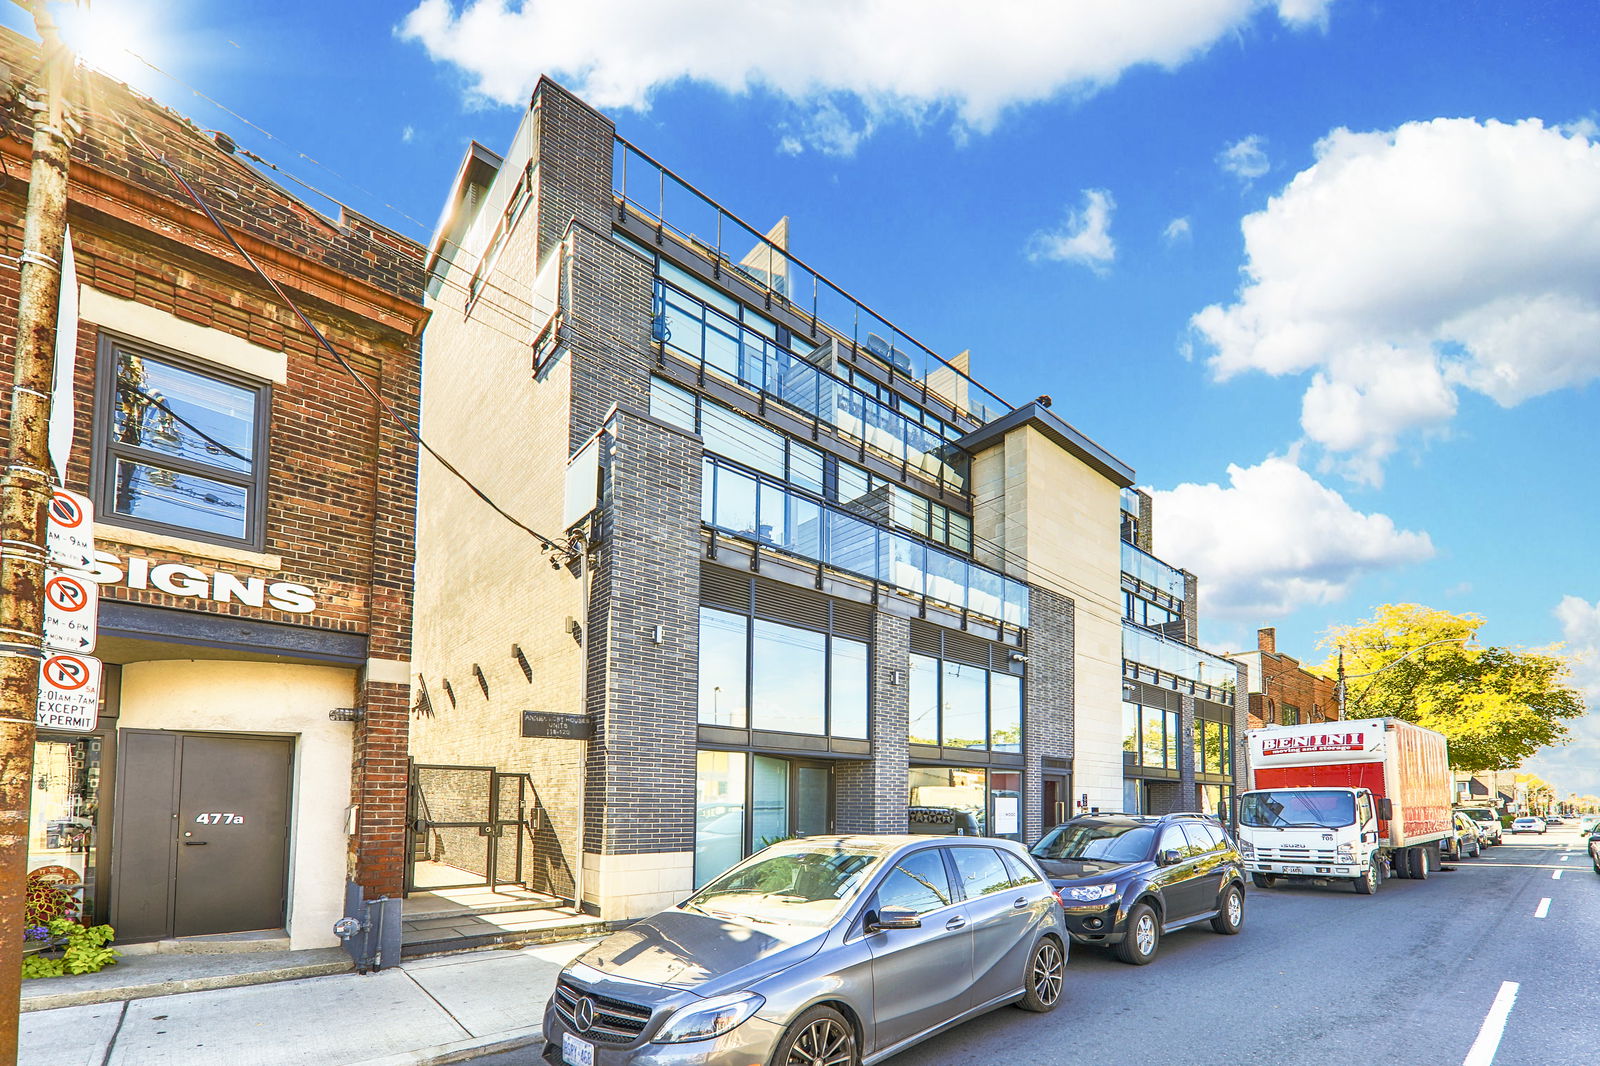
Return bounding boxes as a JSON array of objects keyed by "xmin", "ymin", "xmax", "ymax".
[
  {"xmin": 703, "ymin": 456, "xmax": 1028, "ymax": 628},
  {"xmin": 1121, "ymin": 541, "xmax": 1186, "ymax": 600},
  {"xmin": 615, "ymin": 135, "xmax": 1012, "ymax": 426},
  {"xmin": 1122, "ymin": 622, "xmax": 1236, "ymax": 690},
  {"xmin": 657, "ymin": 275, "xmax": 972, "ymax": 494}
]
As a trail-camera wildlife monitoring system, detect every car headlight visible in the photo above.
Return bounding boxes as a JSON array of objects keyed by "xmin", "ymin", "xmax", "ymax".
[
  {"xmin": 1065, "ymin": 883, "xmax": 1119, "ymax": 902},
  {"xmin": 654, "ymin": 991, "xmax": 765, "ymax": 1044},
  {"xmin": 1238, "ymin": 839, "xmax": 1254, "ymax": 859},
  {"xmin": 1336, "ymin": 843, "xmax": 1355, "ymax": 863}
]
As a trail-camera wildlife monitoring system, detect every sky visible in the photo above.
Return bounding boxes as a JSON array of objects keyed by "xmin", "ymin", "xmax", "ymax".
[{"xmin": 5, "ymin": 1, "xmax": 1597, "ymax": 795}]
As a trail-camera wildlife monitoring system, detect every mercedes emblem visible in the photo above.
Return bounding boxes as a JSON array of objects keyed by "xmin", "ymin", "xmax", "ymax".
[{"xmin": 574, "ymin": 995, "xmax": 596, "ymax": 1033}]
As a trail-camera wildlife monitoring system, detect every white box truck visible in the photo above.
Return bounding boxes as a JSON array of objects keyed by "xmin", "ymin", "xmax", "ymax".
[{"xmin": 1237, "ymin": 718, "xmax": 1453, "ymax": 894}]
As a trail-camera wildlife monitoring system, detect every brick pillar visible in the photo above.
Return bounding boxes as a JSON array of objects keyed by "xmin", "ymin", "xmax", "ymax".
[
  {"xmin": 835, "ymin": 612, "xmax": 910, "ymax": 833},
  {"xmin": 1136, "ymin": 490, "xmax": 1154, "ymax": 553},
  {"xmin": 1024, "ymin": 586, "xmax": 1074, "ymax": 843},
  {"xmin": 1179, "ymin": 693, "xmax": 1199, "ymax": 812},
  {"xmin": 353, "ymin": 676, "xmax": 409, "ymax": 897},
  {"xmin": 581, "ymin": 408, "xmax": 701, "ymax": 916},
  {"xmin": 1182, "ymin": 570, "xmax": 1199, "ymax": 646}
]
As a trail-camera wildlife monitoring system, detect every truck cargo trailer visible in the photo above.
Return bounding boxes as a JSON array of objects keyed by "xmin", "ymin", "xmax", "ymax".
[{"xmin": 1238, "ymin": 718, "xmax": 1453, "ymax": 894}]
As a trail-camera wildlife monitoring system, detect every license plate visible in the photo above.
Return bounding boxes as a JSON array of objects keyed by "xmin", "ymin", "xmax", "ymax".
[
  {"xmin": 563, "ymin": 1032, "xmax": 595, "ymax": 1066},
  {"xmin": 1282, "ymin": 865, "xmax": 1306, "ymax": 875}
]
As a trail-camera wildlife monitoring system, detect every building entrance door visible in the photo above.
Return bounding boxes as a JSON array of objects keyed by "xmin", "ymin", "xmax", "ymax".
[
  {"xmin": 1042, "ymin": 774, "xmax": 1071, "ymax": 831},
  {"xmin": 113, "ymin": 731, "xmax": 292, "ymax": 942}
]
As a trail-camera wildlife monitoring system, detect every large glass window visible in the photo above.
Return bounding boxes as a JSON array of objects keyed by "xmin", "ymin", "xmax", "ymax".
[
  {"xmin": 909, "ymin": 653, "xmax": 941, "ymax": 746},
  {"xmin": 701, "ymin": 606, "xmax": 868, "ymax": 739},
  {"xmin": 908, "ymin": 653, "xmax": 1025, "ymax": 751},
  {"xmin": 752, "ymin": 620, "xmax": 827, "ymax": 735},
  {"xmin": 699, "ymin": 608, "xmax": 749, "ymax": 727},
  {"xmin": 941, "ymin": 661, "xmax": 988, "ymax": 750},
  {"xmin": 908, "ymin": 767, "xmax": 989, "ymax": 836},
  {"xmin": 695, "ymin": 751, "xmax": 748, "ymax": 887},
  {"xmin": 98, "ymin": 339, "xmax": 267, "ymax": 547},
  {"xmin": 829, "ymin": 637, "xmax": 869, "ymax": 740}
]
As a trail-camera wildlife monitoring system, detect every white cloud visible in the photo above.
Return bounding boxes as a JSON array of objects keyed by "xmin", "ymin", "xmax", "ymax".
[
  {"xmin": 1163, "ymin": 216, "xmax": 1193, "ymax": 244},
  {"xmin": 1149, "ymin": 456, "xmax": 1434, "ymax": 619},
  {"xmin": 402, "ymin": 125, "xmax": 416, "ymax": 143},
  {"xmin": 398, "ymin": 0, "xmax": 1334, "ymax": 151},
  {"xmin": 1217, "ymin": 134, "xmax": 1270, "ymax": 180},
  {"xmin": 1524, "ymin": 596, "xmax": 1600, "ymax": 796},
  {"xmin": 1027, "ymin": 189, "xmax": 1117, "ymax": 273},
  {"xmin": 1192, "ymin": 117, "xmax": 1600, "ymax": 482}
]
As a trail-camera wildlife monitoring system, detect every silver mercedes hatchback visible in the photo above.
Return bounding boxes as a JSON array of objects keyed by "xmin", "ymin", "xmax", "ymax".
[{"xmin": 542, "ymin": 835, "xmax": 1067, "ymax": 1066}]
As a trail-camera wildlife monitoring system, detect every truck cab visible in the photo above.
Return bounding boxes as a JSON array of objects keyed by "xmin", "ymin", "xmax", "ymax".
[{"xmin": 1237, "ymin": 786, "xmax": 1380, "ymax": 887}]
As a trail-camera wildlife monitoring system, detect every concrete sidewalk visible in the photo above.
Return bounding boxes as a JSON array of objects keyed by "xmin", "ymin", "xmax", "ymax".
[{"xmin": 21, "ymin": 938, "xmax": 596, "ymax": 1066}]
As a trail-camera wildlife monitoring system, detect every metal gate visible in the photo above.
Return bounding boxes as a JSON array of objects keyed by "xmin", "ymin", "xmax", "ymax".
[{"xmin": 406, "ymin": 763, "xmax": 577, "ymax": 902}]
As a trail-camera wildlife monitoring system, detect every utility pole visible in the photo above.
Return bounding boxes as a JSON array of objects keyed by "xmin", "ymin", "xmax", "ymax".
[{"xmin": 0, "ymin": 2, "xmax": 73, "ymax": 1059}]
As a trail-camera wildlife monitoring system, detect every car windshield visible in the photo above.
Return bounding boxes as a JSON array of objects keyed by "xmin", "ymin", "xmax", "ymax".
[
  {"xmin": 1031, "ymin": 822, "xmax": 1155, "ymax": 863},
  {"xmin": 1459, "ymin": 809, "xmax": 1495, "ymax": 821},
  {"xmin": 684, "ymin": 845, "xmax": 882, "ymax": 927},
  {"xmin": 1240, "ymin": 790, "xmax": 1357, "ymax": 828}
]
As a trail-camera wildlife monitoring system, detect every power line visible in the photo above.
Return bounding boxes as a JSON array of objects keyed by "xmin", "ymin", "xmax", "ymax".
[{"xmin": 117, "ymin": 121, "xmax": 579, "ymax": 562}]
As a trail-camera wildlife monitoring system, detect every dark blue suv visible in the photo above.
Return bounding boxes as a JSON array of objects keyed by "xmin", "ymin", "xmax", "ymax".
[{"xmin": 1030, "ymin": 812, "xmax": 1247, "ymax": 965}]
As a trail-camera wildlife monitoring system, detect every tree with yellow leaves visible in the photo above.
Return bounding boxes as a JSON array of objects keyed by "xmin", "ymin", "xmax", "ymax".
[{"xmin": 1319, "ymin": 604, "xmax": 1585, "ymax": 773}]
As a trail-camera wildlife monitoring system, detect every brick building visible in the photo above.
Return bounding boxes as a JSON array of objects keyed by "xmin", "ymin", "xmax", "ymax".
[
  {"xmin": 1, "ymin": 30, "xmax": 426, "ymax": 949},
  {"xmin": 1226, "ymin": 627, "xmax": 1342, "ymax": 730},
  {"xmin": 410, "ymin": 79, "xmax": 1243, "ymax": 920}
]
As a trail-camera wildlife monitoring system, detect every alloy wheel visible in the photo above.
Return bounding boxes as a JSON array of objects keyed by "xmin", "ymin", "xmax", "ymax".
[
  {"xmin": 785, "ymin": 1016, "xmax": 853, "ymax": 1066},
  {"xmin": 1032, "ymin": 940, "xmax": 1064, "ymax": 1006},
  {"xmin": 1135, "ymin": 913, "xmax": 1157, "ymax": 956},
  {"xmin": 1227, "ymin": 890, "xmax": 1244, "ymax": 926}
]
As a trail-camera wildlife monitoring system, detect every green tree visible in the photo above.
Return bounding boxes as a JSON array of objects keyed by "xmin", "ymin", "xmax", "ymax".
[{"xmin": 1319, "ymin": 604, "xmax": 1585, "ymax": 773}]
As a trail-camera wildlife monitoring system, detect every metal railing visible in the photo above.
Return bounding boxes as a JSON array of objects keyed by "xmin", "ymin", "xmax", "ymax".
[{"xmin": 615, "ymin": 135, "xmax": 1013, "ymax": 426}]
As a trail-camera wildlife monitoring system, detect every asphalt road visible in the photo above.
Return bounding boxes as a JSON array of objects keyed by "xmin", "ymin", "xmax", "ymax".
[
  {"xmin": 895, "ymin": 825, "xmax": 1600, "ymax": 1066},
  {"xmin": 479, "ymin": 827, "xmax": 1599, "ymax": 1066}
]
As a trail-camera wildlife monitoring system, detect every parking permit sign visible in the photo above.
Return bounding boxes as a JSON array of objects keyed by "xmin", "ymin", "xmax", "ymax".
[
  {"xmin": 38, "ymin": 652, "xmax": 101, "ymax": 732},
  {"xmin": 42, "ymin": 568, "xmax": 98, "ymax": 652}
]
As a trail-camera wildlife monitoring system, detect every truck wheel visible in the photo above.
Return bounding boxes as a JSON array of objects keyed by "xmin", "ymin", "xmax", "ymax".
[
  {"xmin": 1354, "ymin": 861, "xmax": 1380, "ymax": 895},
  {"xmin": 1250, "ymin": 874, "xmax": 1276, "ymax": 890},
  {"xmin": 1410, "ymin": 847, "xmax": 1430, "ymax": 880},
  {"xmin": 1114, "ymin": 903, "xmax": 1160, "ymax": 965},
  {"xmin": 1210, "ymin": 885, "xmax": 1245, "ymax": 934},
  {"xmin": 1468, "ymin": 838, "xmax": 1481, "ymax": 859},
  {"xmin": 1391, "ymin": 848, "xmax": 1412, "ymax": 879}
]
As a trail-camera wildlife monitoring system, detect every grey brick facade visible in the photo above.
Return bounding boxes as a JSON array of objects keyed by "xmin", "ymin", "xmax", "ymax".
[
  {"xmin": 1024, "ymin": 586, "xmax": 1075, "ymax": 840},
  {"xmin": 834, "ymin": 612, "xmax": 911, "ymax": 834}
]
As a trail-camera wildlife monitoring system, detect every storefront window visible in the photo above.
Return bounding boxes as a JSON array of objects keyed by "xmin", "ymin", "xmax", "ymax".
[
  {"xmin": 695, "ymin": 751, "xmax": 748, "ymax": 887},
  {"xmin": 909, "ymin": 652, "xmax": 1024, "ymax": 750},
  {"xmin": 1122, "ymin": 702, "xmax": 1140, "ymax": 753},
  {"xmin": 751, "ymin": 620, "xmax": 826, "ymax": 734},
  {"xmin": 829, "ymin": 637, "xmax": 869, "ymax": 739},
  {"xmin": 699, "ymin": 608, "xmax": 749, "ymax": 727},
  {"xmin": 1122, "ymin": 777, "xmax": 1143, "ymax": 814},
  {"xmin": 990, "ymin": 771, "xmax": 1022, "ymax": 841},
  {"xmin": 28, "ymin": 737, "xmax": 101, "ymax": 920},
  {"xmin": 1164, "ymin": 710, "xmax": 1180, "ymax": 769},
  {"xmin": 1141, "ymin": 709, "xmax": 1164, "ymax": 767},
  {"xmin": 908, "ymin": 766, "xmax": 988, "ymax": 836}
]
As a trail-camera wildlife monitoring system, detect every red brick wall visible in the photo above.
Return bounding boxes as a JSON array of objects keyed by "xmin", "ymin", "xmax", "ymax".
[
  {"xmin": 1253, "ymin": 652, "xmax": 1341, "ymax": 728},
  {"xmin": 1, "ymin": 28, "xmax": 427, "ymax": 900}
]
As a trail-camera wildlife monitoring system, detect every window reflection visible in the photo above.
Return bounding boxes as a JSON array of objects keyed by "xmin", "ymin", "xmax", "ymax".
[{"xmin": 752, "ymin": 620, "xmax": 826, "ymax": 735}]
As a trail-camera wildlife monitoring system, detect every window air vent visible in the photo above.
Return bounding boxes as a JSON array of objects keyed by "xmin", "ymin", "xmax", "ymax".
[
  {"xmin": 909, "ymin": 621, "xmax": 942, "ymax": 657},
  {"xmin": 831, "ymin": 600, "xmax": 872, "ymax": 641},
  {"xmin": 701, "ymin": 565, "xmax": 752, "ymax": 612},
  {"xmin": 754, "ymin": 577, "xmax": 829, "ymax": 631},
  {"xmin": 942, "ymin": 631, "xmax": 992, "ymax": 670}
]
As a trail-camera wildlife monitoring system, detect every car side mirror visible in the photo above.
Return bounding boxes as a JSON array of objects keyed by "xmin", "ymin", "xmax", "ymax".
[
  {"xmin": 1377, "ymin": 798, "xmax": 1393, "ymax": 821},
  {"xmin": 872, "ymin": 906, "xmax": 922, "ymax": 931},
  {"xmin": 1157, "ymin": 848, "xmax": 1182, "ymax": 867}
]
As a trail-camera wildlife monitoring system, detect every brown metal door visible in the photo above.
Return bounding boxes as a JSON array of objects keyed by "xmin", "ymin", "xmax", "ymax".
[{"xmin": 172, "ymin": 734, "xmax": 292, "ymax": 936}]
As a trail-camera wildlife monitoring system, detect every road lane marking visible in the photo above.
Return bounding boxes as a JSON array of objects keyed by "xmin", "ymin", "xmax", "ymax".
[
  {"xmin": 1462, "ymin": 981, "xmax": 1520, "ymax": 1066},
  {"xmin": 1534, "ymin": 898, "xmax": 1551, "ymax": 918},
  {"xmin": 1559, "ymin": 855, "xmax": 1569, "ymax": 861},
  {"xmin": 1552, "ymin": 870, "xmax": 1562, "ymax": 880}
]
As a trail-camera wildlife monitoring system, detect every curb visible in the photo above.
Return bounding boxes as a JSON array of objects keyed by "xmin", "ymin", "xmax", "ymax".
[
  {"xmin": 348, "ymin": 1025, "xmax": 543, "ymax": 1066},
  {"xmin": 19, "ymin": 958, "xmax": 355, "ymax": 1013}
]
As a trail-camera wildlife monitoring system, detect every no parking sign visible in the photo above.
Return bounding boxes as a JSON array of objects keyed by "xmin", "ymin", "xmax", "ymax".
[{"xmin": 38, "ymin": 652, "xmax": 101, "ymax": 732}]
